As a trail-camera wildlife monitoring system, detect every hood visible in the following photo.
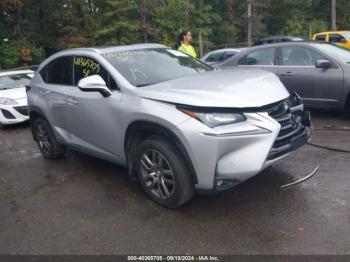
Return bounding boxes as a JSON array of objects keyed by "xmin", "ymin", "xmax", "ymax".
[
  {"xmin": 0, "ymin": 87, "xmax": 27, "ymax": 100},
  {"xmin": 135, "ymin": 69, "xmax": 289, "ymax": 108}
]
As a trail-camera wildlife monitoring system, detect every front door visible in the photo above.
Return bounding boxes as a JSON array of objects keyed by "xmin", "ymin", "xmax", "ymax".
[
  {"xmin": 64, "ymin": 56, "xmax": 124, "ymax": 162},
  {"xmin": 278, "ymin": 46, "xmax": 343, "ymax": 107},
  {"xmin": 278, "ymin": 46, "xmax": 315, "ymax": 101}
]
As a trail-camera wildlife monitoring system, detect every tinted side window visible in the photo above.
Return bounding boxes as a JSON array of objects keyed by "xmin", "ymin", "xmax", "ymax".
[
  {"xmin": 308, "ymin": 49, "xmax": 326, "ymax": 64},
  {"xmin": 47, "ymin": 56, "xmax": 73, "ymax": 85},
  {"xmin": 238, "ymin": 48, "xmax": 275, "ymax": 65},
  {"xmin": 206, "ymin": 52, "xmax": 226, "ymax": 63},
  {"xmin": 315, "ymin": 34, "xmax": 326, "ymax": 41},
  {"xmin": 73, "ymin": 56, "xmax": 118, "ymax": 90},
  {"xmin": 329, "ymin": 34, "xmax": 346, "ymax": 43},
  {"xmin": 282, "ymin": 47, "xmax": 325, "ymax": 66},
  {"xmin": 225, "ymin": 52, "xmax": 236, "ymax": 60}
]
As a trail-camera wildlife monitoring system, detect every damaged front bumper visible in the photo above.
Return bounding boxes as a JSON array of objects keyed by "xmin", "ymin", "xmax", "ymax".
[
  {"xmin": 266, "ymin": 92, "xmax": 312, "ymax": 161},
  {"xmin": 176, "ymin": 92, "xmax": 313, "ymax": 193}
]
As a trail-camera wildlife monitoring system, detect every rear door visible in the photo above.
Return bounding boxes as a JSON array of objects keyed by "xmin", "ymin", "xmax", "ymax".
[{"xmin": 39, "ymin": 56, "xmax": 74, "ymax": 134}]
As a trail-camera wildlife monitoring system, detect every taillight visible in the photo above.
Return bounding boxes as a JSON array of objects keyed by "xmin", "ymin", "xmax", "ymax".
[{"xmin": 25, "ymin": 85, "xmax": 31, "ymax": 92}]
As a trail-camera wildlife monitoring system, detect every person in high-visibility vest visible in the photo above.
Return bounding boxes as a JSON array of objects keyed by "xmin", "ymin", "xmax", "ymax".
[{"xmin": 177, "ymin": 31, "xmax": 197, "ymax": 58}]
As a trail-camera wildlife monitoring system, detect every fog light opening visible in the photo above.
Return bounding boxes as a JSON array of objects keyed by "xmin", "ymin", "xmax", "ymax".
[
  {"xmin": 216, "ymin": 179, "xmax": 224, "ymax": 187},
  {"xmin": 215, "ymin": 178, "xmax": 240, "ymax": 190}
]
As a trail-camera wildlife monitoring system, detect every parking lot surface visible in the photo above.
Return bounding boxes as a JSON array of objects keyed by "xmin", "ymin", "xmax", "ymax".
[{"xmin": 0, "ymin": 111, "xmax": 349, "ymax": 255}]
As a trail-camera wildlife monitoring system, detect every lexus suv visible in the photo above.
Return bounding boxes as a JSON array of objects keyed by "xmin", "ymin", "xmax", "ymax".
[{"xmin": 28, "ymin": 44, "xmax": 312, "ymax": 208}]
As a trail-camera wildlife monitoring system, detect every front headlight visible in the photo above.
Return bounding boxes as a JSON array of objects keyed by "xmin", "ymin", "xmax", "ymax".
[
  {"xmin": 179, "ymin": 108, "xmax": 246, "ymax": 128},
  {"xmin": 0, "ymin": 97, "xmax": 18, "ymax": 105}
]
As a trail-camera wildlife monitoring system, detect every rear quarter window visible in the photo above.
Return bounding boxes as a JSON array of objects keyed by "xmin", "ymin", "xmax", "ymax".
[
  {"xmin": 238, "ymin": 48, "xmax": 275, "ymax": 65},
  {"xmin": 315, "ymin": 34, "xmax": 326, "ymax": 41},
  {"xmin": 43, "ymin": 56, "xmax": 74, "ymax": 85}
]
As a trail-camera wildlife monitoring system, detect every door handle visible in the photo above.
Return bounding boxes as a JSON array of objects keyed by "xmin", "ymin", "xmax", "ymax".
[
  {"xmin": 281, "ymin": 72, "xmax": 294, "ymax": 77},
  {"xmin": 67, "ymin": 97, "xmax": 78, "ymax": 105}
]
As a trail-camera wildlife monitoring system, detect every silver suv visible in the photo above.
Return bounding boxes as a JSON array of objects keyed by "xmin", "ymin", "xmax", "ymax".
[{"xmin": 28, "ymin": 44, "xmax": 312, "ymax": 208}]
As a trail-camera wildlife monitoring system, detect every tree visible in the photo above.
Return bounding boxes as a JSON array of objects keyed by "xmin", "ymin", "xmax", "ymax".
[
  {"xmin": 331, "ymin": 0, "xmax": 336, "ymax": 30},
  {"xmin": 95, "ymin": 0, "xmax": 141, "ymax": 45}
]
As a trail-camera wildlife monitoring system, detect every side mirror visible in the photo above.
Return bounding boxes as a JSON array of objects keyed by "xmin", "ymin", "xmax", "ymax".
[
  {"xmin": 340, "ymin": 38, "xmax": 347, "ymax": 43},
  {"xmin": 77, "ymin": 75, "xmax": 112, "ymax": 97},
  {"xmin": 315, "ymin": 59, "xmax": 331, "ymax": 69}
]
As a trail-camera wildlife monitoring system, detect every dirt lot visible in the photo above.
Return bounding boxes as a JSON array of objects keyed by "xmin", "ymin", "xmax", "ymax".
[{"xmin": 0, "ymin": 111, "xmax": 349, "ymax": 255}]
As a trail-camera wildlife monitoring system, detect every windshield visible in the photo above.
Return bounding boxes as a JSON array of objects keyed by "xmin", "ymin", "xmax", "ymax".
[
  {"xmin": 102, "ymin": 48, "xmax": 213, "ymax": 87},
  {"xmin": 316, "ymin": 43, "xmax": 350, "ymax": 63},
  {"xmin": 0, "ymin": 73, "xmax": 33, "ymax": 90}
]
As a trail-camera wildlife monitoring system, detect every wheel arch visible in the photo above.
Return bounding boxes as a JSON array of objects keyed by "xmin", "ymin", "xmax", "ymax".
[
  {"xmin": 124, "ymin": 120, "xmax": 198, "ymax": 184},
  {"xmin": 29, "ymin": 106, "xmax": 49, "ymax": 141}
]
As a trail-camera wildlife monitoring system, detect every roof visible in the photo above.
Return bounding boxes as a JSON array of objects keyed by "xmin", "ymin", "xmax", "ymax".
[
  {"xmin": 260, "ymin": 35, "xmax": 304, "ymax": 40},
  {"xmin": 207, "ymin": 48, "xmax": 245, "ymax": 54},
  {"xmin": 239, "ymin": 41, "xmax": 337, "ymax": 53},
  {"xmin": 60, "ymin": 43, "xmax": 166, "ymax": 55},
  {"xmin": 0, "ymin": 69, "xmax": 34, "ymax": 77},
  {"xmin": 314, "ymin": 31, "xmax": 350, "ymax": 35}
]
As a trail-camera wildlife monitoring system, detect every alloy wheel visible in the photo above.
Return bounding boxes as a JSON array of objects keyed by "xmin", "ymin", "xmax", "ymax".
[
  {"xmin": 140, "ymin": 149, "xmax": 175, "ymax": 200},
  {"xmin": 36, "ymin": 123, "xmax": 52, "ymax": 157}
]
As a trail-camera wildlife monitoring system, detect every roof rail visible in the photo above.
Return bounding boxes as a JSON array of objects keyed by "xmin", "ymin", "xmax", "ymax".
[{"xmin": 0, "ymin": 65, "xmax": 39, "ymax": 72}]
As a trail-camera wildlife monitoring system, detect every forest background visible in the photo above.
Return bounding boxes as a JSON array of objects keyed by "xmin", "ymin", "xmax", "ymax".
[{"xmin": 0, "ymin": 0, "xmax": 347, "ymax": 69}]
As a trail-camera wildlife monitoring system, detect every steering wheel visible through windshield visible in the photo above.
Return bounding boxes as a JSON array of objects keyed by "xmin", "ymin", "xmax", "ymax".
[{"xmin": 102, "ymin": 48, "xmax": 213, "ymax": 87}]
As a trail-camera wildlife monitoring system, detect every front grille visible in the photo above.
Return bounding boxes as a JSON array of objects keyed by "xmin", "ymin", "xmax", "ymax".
[
  {"xmin": 266, "ymin": 96, "xmax": 311, "ymax": 160},
  {"xmin": 1, "ymin": 109, "xmax": 16, "ymax": 119},
  {"xmin": 14, "ymin": 106, "xmax": 29, "ymax": 116}
]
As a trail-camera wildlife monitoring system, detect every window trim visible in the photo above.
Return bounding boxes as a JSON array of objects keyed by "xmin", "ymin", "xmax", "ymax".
[
  {"xmin": 39, "ymin": 55, "xmax": 75, "ymax": 87},
  {"xmin": 39, "ymin": 54, "xmax": 122, "ymax": 92},
  {"xmin": 315, "ymin": 34, "xmax": 327, "ymax": 42},
  {"xmin": 237, "ymin": 47, "xmax": 278, "ymax": 66},
  {"xmin": 329, "ymin": 34, "xmax": 347, "ymax": 43},
  {"xmin": 72, "ymin": 55, "xmax": 121, "ymax": 92},
  {"xmin": 277, "ymin": 45, "xmax": 340, "ymax": 69}
]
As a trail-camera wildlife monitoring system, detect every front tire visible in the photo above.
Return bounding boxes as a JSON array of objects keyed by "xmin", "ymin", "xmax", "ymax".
[
  {"xmin": 134, "ymin": 136, "xmax": 194, "ymax": 208},
  {"xmin": 33, "ymin": 117, "xmax": 65, "ymax": 159}
]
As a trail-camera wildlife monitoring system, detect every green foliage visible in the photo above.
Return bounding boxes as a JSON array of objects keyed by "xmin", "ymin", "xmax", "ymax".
[
  {"xmin": 95, "ymin": 0, "xmax": 141, "ymax": 45},
  {"xmin": 0, "ymin": 42, "xmax": 20, "ymax": 69},
  {"xmin": 0, "ymin": 39, "xmax": 44, "ymax": 69},
  {"xmin": 0, "ymin": 0, "xmax": 349, "ymax": 69}
]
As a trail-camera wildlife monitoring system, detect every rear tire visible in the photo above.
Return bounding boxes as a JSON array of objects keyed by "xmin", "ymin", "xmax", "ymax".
[
  {"xmin": 134, "ymin": 136, "xmax": 194, "ymax": 208},
  {"xmin": 33, "ymin": 117, "xmax": 65, "ymax": 159}
]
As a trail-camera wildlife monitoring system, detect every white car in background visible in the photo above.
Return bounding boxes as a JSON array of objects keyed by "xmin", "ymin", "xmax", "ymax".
[
  {"xmin": 0, "ymin": 69, "xmax": 34, "ymax": 127},
  {"xmin": 200, "ymin": 48, "xmax": 246, "ymax": 65}
]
